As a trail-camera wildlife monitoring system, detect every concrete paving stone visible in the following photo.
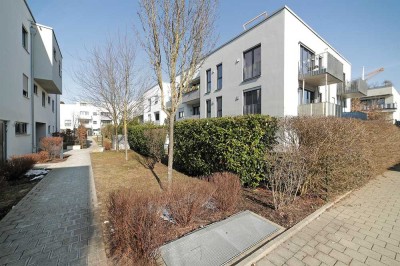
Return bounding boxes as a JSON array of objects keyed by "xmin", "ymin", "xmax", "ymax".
[
  {"xmin": 314, "ymin": 252, "xmax": 336, "ymax": 266},
  {"xmin": 302, "ymin": 255, "xmax": 321, "ymax": 266},
  {"xmin": 275, "ymin": 247, "xmax": 294, "ymax": 260},
  {"xmin": 352, "ymin": 237, "xmax": 373, "ymax": 249},
  {"xmin": 365, "ymin": 235, "xmax": 386, "ymax": 248},
  {"xmin": 0, "ymin": 252, "xmax": 23, "ymax": 264},
  {"xmin": 386, "ymin": 242, "xmax": 400, "ymax": 253},
  {"xmin": 390, "ymin": 232, "xmax": 400, "ymax": 241},
  {"xmin": 315, "ymin": 243, "xmax": 332, "ymax": 255},
  {"xmin": 344, "ymin": 248, "xmax": 367, "ymax": 263},
  {"xmin": 380, "ymin": 255, "xmax": 400, "ymax": 266},
  {"xmin": 301, "ymin": 245, "xmax": 318, "ymax": 257},
  {"xmin": 359, "ymin": 228, "xmax": 379, "ymax": 238},
  {"xmin": 372, "ymin": 244, "xmax": 396, "ymax": 259},
  {"xmin": 286, "ymin": 256, "xmax": 305, "ymax": 266},
  {"xmin": 329, "ymin": 249, "xmax": 351, "ymax": 264},
  {"xmin": 294, "ymin": 250, "xmax": 308, "ymax": 261},
  {"xmin": 365, "ymin": 257, "xmax": 386, "ymax": 266},
  {"xmin": 358, "ymin": 246, "xmax": 382, "ymax": 261},
  {"xmin": 266, "ymin": 253, "xmax": 287, "ymax": 266},
  {"xmin": 326, "ymin": 241, "xmax": 345, "ymax": 253},
  {"xmin": 338, "ymin": 238, "xmax": 359, "ymax": 251}
]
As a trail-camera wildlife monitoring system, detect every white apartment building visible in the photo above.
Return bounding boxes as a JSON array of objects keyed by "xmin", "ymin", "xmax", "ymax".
[
  {"xmin": 142, "ymin": 83, "xmax": 171, "ymax": 125},
  {"xmin": 0, "ymin": 0, "xmax": 62, "ymax": 160},
  {"xmin": 176, "ymin": 6, "xmax": 368, "ymax": 121},
  {"xmin": 60, "ymin": 102, "xmax": 113, "ymax": 136},
  {"xmin": 359, "ymin": 85, "xmax": 400, "ymax": 123}
]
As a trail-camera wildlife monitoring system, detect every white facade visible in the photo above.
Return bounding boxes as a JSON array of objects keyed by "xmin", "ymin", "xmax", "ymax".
[
  {"xmin": 172, "ymin": 6, "xmax": 359, "ymax": 121},
  {"xmin": 0, "ymin": 0, "xmax": 62, "ymax": 160},
  {"xmin": 60, "ymin": 102, "xmax": 113, "ymax": 135},
  {"xmin": 360, "ymin": 85, "xmax": 400, "ymax": 123},
  {"xmin": 142, "ymin": 83, "xmax": 171, "ymax": 125}
]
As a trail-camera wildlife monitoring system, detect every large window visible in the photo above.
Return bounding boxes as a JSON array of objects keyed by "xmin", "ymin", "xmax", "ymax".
[
  {"xmin": 52, "ymin": 100, "xmax": 55, "ymax": 113},
  {"xmin": 206, "ymin": 69, "xmax": 211, "ymax": 93},
  {"xmin": 216, "ymin": 97, "xmax": 222, "ymax": 117},
  {"xmin": 80, "ymin": 111, "xmax": 89, "ymax": 116},
  {"xmin": 178, "ymin": 108, "xmax": 184, "ymax": 119},
  {"xmin": 23, "ymin": 74, "xmax": 28, "ymax": 98},
  {"xmin": 243, "ymin": 88, "xmax": 261, "ymax": 115},
  {"xmin": 65, "ymin": 120, "xmax": 72, "ymax": 127},
  {"xmin": 34, "ymin": 84, "xmax": 38, "ymax": 95},
  {"xmin": 192, "ymin": 106, "xmax": 200, "ymax": 116},
  {"xmin": 22, "ymin": 26, "xmax": 28, "ymax": 50},
  {"xmin": 206, "ymin": 100, "xmax": 211, "ymax": 118},
  {"xmin": 243, "ymin": 45, "xmax": 261, "ymax": 80},
  {"xmin": 298, "ymin": 89, "xmax": 315, "ymax": 105},
  {"xmin": 300, "ymin": 45, "xmax": 315, "ymax": 74},
  {"xmin": 42, "ymin": 92, "xmax": 45, "ymax": 107},
  {"xmin": 15, "ymin": 122, "xmax": 28, "ymax": 135},
  {"xmin": 217, "ymin": 64, "xmax": 222, "ymax": 90},
  {"xmin": 155, "ymin": 112, "xmax": 160, "ymax": 121}
]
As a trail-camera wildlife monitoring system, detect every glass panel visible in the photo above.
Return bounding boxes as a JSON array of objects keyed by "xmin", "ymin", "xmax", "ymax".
[
  {"xmin": 253, "ymin": 46, "xmax": 261, "ymax": 77},
  {"xmin": 243, "ymin": 51, "xmax": 253, "ymax": 80},
  {"xmin": 206, "ymin": 70, "xmax": 211, "ymax": 92}
]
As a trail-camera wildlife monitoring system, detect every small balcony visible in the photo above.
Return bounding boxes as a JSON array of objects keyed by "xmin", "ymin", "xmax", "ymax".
[
  {"xmin": 337, "ymin": 78, "xmax": 368, "ymax": 98},
  {"xmin": 299, "ymin": 52, "xmax": 343, "ymax": 87},
  {"xmin": 182, "ymin": 87, "xmax": 200, "ymax": 104},
  {"xmin": 362, "ymin": 103, "xmax": 397, "ymax": 111},
  {"xmin": 298, "ymin": 102, "xmax": 341, "ymax": 117}
]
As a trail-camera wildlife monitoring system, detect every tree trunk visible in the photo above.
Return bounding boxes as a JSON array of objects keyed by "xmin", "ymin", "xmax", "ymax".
[
  {"xmin": 114, "ymin": 125, "xmax": 119, "ymax": 151},
  {"xmin": 124, "ymin": 108, "xmax": 128, "ymax": 161},
  {"xmin": 167, "ymin": 116, "xmax": 175, "ymax": 188}
]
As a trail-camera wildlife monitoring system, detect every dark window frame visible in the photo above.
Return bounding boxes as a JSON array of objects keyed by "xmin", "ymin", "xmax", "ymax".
[
  {"xmin": 243, "ymin": 88, "xmax": 261, "ymax": 115},
  {"xmin": 33, "ymin": 84, "xmax": 38, "ymax": 95},
  {"xmin": 15, "ymin": 122, "xmax": 28, "ymax": 135},
  {"xmin": 206, "ymin": 69, "xmax": 211, "ymax": 93},
  {"xmin": 22, "ymin": 74, "xmax": 29, "ymax": 98},
  {"xmin": 206, "ymin": 99, "xmax": 211, "ymax": 118},
  {"xmin": 216, "ymin": 97, "xmax": 222, "ymax": 117},
  {"xmin": 217, "ymin": 64, "xmax": 222, "ymax": 90},
  {"xmin": 52, "ymin": 100, "xmax": 55, "ymax": 113},
  {"xmin": 22, "ymin": 26, "xmax": 28, "ymax": 51},
  {"xmin": 42, "ymin": 92, "xmax": 46, "ymax": 107},
  {"xmin": 192, "ymin": 105, "xmax": 200, "ymax": 116},
  {"xmin": 178, "ymin": 108, "xmax": 184, "ymax": 119},
  {"xmin": 243, "ymin": 45, "xmax": 261, "ymax": 81}
]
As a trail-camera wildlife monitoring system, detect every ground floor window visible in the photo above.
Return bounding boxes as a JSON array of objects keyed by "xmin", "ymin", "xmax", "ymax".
[
  {"xmin": 192, "ymin": 105, "xmax": 200, "ymax": 116},
  {"xmin": 178, "ymin": 108, "xmax": 184, "ymax": 119},
  {"xmin": 216, "ymin": 97, "xmax": 222, "ymax": 117},
  {"xmin": 206, "ymin": 100, "xmax": 211, "ymax": 118},
  {"xmin": 155, "ymin": 112, "xmax": 160, "ymax": 121},
  {"xmin": 15, "ymin": 122, "xmax": 28, "ymax": 135},
  {"xmin": 243, "ymin": 88, "xmax": 261, "ymax": 115}
]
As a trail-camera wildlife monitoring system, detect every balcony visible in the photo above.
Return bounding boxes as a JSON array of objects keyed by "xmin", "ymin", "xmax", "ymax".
[
  {"xmin": 337, "ymin": 78, "xmax": 368, "ymax": 98},
  {"xmin": 298, "ymin": 102, "xmax": 341, "ymax": 117},
  {"xmin": 182, "ymin": 87, "xmax": 200, "ymax": 104},
  {"xmin": 362, "ymin": 103, "xmax": 397, "ymax": 111},
  {"xmin": 299, "ymin": 52, "xmax": 343, "ymax": 86},
  {"xmin": 33, "ymin": 25, "xmax": 62, "ymax": 94}
]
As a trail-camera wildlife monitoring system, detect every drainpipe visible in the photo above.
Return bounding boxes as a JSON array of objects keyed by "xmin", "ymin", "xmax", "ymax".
[{"xmin": 30, "ymin": 23, "xmax": 37, "ymax": 153}]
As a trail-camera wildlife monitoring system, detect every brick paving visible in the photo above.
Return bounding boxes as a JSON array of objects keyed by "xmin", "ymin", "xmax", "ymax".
[
  {"xmin": 0, "ymin": 140, "xmax": 107, "ymax": 266},
  {"xmin": 257, "ymin": 168, "xmax": 400, "ymax": 266}
]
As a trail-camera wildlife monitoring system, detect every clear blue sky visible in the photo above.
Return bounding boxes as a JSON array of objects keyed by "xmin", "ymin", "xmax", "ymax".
[{"xmin": 28, "ymin": 0, "xmax": 400, "ymax": 103}]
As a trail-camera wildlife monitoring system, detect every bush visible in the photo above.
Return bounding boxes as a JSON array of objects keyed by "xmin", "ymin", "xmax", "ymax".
[
  {"xmin": 39, "ymin": 137, "xmax": 63, "ymax": 159},
  {"xmin": 0, "ymin": 155, "xmax": 38, "ymax": 181},
  {"xmin": 165, "ymin": 180, "xmax": 215, "ymax": 226},
  {"xmin": 104, "ymin": 140, "xmax": 112, "ymax": 150},
  {"xmin": 38, "ymin": 151, "xmax": 49, "ymax": 163},
  {"xmin": 206, "ymin": 172, "xmax": 241, "ymax": 212},
  {"xmin": 174, "ymin": 115, "xmax": 278, "ymax": 187},
  {"xmin": 107, "ymin": 190, "xmax": 166, "ymax": 264},
  {"xmin": 128, "ymin": 124, "xmax": 167, "ymax": 158}
]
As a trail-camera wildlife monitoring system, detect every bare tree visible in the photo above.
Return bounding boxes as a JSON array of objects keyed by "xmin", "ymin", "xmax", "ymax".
[
  {"xmin": 138, "ymin": 0, "xmax": 218, "ymax": 186},
  {"xmin": 75, "ymin": 34, "xmax": 144, "ymax": 159}
]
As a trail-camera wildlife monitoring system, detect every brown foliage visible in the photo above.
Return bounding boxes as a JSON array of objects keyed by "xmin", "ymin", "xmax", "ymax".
[
  {"xmin": 77, "ymin": 125, "xmax": 87, "ymax": 148},
  {"xmin": 107, "ymin": 190, "xmax": 166, "ymax": 264},
  {"xmin": 165, "ymin": 180, "xmax": 216, "ymax": 226},
  {"xmin": 38, "ymin": 151, "xmax": 49, "ymax": 163},
  {"xmin": 0, "ymin": 155, "xmax": 38, "ymax": 181},
  {"xmin": 39, "ymin": 137, "xmax": 63, "ymax": 159},
  {"xmin": 275, "ymin": 117, "xmax": 400, "ymax": 200},
  {"xmin": 104, "ymin": 140, "xmax": 112, "ymax": 151},
  {"xmin": 207, "ymin": 172, "xmax": 241, "ymax": 212}
]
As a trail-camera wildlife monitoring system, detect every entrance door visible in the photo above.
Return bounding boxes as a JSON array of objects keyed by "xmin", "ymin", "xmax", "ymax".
[{"xmin": 0, "ymin": 121, "xmax": 5, "ymax": 162}]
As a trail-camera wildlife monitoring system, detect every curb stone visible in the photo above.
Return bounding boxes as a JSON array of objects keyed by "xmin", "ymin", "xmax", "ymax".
[{"xmin": 235, "ymin": 190, "xmax": 353, "ymax": 266}]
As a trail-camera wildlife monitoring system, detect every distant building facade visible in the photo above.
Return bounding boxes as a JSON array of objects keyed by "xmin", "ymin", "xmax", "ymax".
[{"xmin": 60, "ymin": 102, "xmax": 112, "ymax": 135}]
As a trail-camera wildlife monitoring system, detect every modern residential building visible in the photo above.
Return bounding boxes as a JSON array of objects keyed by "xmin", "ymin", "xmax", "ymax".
[
  {"xmin": 0, "ymin": 0, "xmax": 62, "ymax": 160},
  {"xmin": 60, "ymin": 102, "xmax": 113, "ymax": 136},
  {"xmin": 142, "ymin": 83, "xmax": 171, "ymax": 125},
  {"xmin": 359, "ymin": 85, "xmax": 400, "ymax": 123}
]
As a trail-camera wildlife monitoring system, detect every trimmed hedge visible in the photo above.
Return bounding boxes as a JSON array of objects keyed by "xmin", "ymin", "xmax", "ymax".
[
  {"xmin": 128, "ymin": 124, "xmax": 167, "ymax": 157},
  {"xmin": 174, "ymin": 115, "xmax": 278, "ymax": 187}
]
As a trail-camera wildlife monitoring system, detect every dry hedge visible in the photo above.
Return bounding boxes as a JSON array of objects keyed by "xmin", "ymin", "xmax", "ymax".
[
  {"xmin": 207, "ymin": 172, "xmax": 241, "ymax": 212},
  {"xmin": 267, "ymin": 117, "xmax": 400, "ymax": 203}
]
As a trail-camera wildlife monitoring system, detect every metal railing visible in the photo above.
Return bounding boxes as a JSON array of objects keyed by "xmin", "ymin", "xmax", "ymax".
[
  {"xmin": 337, "ymin": 78, "xmax": 368, "ymax": 97},
  {"xmin": 299, "ymin": 51, "xmax": 343, "ymax": 82},
  {"xmin": 298, "ymin": 102, "xmax": 341, "ymax": 117},
  {"xmin": 362, "ymin": 103, "xmax": 397, "ymax": 111}
]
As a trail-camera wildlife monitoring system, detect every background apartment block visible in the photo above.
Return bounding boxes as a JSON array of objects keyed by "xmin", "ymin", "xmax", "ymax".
[
  {"xmin": 0, "ymin": 0, "xmax": 62, "ymax": 160},
  {"xmin": 60, "ymin": 102, "xmax": 112, "ymax": 136},
  {"xmin": 142, "ymin": 83, "xmax": 171, "ymax": 125}
]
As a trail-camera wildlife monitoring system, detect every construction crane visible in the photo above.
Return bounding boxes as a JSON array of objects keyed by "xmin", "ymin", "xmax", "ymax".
[{"xmin": 361, "ymin": 67, "xmax": 384, "ymax": 80}]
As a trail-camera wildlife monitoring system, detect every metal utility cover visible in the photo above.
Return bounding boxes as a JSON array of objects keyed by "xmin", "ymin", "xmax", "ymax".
[{"xmin": 160, "ymin": 210, "xmax": 284, "ymax": 266}]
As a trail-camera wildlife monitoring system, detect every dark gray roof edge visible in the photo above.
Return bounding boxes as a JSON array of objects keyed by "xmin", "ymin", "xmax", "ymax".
[{"xmin": 23, "ymin": 0, "xmax": 36, "ymax": 23}]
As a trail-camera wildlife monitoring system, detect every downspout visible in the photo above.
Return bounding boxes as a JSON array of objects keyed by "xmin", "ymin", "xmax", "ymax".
[{"xmin": 30, "ymin": 23, "xmax": 37, "ymax": 153}]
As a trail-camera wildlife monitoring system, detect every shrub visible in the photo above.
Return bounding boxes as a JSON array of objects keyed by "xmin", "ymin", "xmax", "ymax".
[
  {"xmin": 165, "ymin": 180, "xmax": 215, "ymax": 226},
  {"xmin": 38, "ymin": 151, "xmax": 49, "ymax": 163},
  {"xmin": 206, "ymin": 172, "xmax": 241, "ymax": 212},
  {"xmin": 77, "ymin": 125, "xmax": 87, "ymax": 148},
  {"xmin": 107, "ymin": 190, "xmax": 166, "ymax": 264},
  {"xmin": 40, "ymin": 137, "xmax": 63, "ymax": 159},
  {"xmin": 128, "ymin": 124, "xmax": 167, "ymax": 157},
  {"xmin": 104, "ymin": 140, "xmax": 112, "ymax": 150},
  {"xmin": 0, "ymin": 155, "xmax": 38, "ymax": 181},
  {"xmin": 174, "ymin": 115, "xmax": 278, "ymax": 187}
]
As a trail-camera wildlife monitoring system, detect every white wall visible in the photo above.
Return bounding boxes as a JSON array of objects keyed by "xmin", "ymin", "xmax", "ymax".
[
  {"xmin": 143, "ymin": 83, "xmax": 171, "ymax": 125},
  {"xmin": 0, "ymin": 0, "xmax": 62, "ymax": 157}
]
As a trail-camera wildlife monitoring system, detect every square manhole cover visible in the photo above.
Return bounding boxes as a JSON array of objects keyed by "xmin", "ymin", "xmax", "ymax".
[{"xmin": 160, "ymin": 210, "xmax": 284, "ymax": 266}]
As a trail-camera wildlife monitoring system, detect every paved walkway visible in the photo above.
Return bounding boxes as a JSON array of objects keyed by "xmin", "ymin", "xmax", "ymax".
[
  {"xmin": 257, "ymin": 168, "xmax": 400, "ymax": 266},
  {"xmin": 0, "ymin": 139, "xmax": 107, "ymax": 266}
]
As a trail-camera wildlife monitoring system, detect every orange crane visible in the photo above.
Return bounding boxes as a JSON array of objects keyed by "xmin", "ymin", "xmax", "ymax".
[{"xmin": 362, "ymin": 67, "xmax": 384, "ymax": 80}]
